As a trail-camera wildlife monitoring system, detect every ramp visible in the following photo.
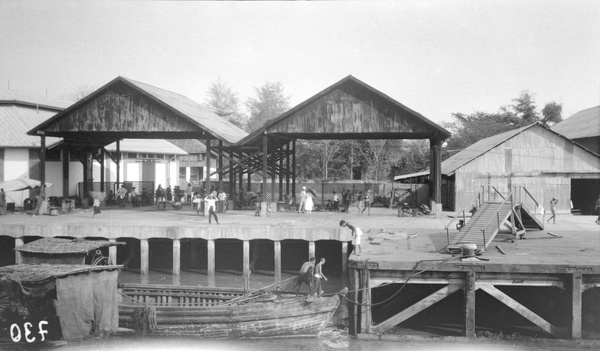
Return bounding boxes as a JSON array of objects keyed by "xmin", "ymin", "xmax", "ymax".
[
  {"xmin": 517, "ymin": 206, "xmax": 544, "ymax": 230},
  {"xmin": 451, "ymin": 202, "xmax": 513, "ymax": 249}
]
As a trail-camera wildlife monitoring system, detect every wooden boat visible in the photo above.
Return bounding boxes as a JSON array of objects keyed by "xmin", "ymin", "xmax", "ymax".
[{"xmin": 118, "ymin": 283, "xmax": 344, "ymax": 338}]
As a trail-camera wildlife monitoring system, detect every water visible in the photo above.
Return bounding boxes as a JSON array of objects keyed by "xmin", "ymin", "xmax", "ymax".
[{"xmin": 84, "ymin": 271, "xmax": 597, "ymax": 351}]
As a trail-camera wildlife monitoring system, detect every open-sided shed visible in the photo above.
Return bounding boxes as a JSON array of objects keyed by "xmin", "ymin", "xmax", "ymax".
[{"xmin": 228, "ymin": 75, "xmax": 450, "ymax": 213}]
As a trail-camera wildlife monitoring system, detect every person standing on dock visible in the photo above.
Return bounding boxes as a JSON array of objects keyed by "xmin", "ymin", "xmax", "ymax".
[
  {"xmin": 204, "ymin": 193, "xmax": 219, "ymax": 224},
  {"xmin": 547, "ymin": 197, "xmax": 558, "ymax": 224},
  {"xmin": 332, "ymin": 191, "xmax": 339, "ymax": 211},
  {"xmin": 313, "ymin": 258, "xmax": 327, "ymax": 297},
  {"xmin": 342, "ymin": 189, "xmax": 351, "ymax": 213},
  {"xmin": 340, "ymin": 220, "xmax": 362, "ymax": 256},
  {"xmin": 93, "ymin": 197, "xmax": 101, "ymax": 217},
  {"xmin": 356, "ymin": 191, "xmax": 363, "ymax": 213},
  {"xmin": 298, "ymin": 187, "xmax": 307, "ymax": 213}
]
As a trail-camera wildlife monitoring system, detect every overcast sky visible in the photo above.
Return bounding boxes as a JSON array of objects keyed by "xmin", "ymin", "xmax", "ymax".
[{"xmin": 1, "ymin": 0, "xmax": 599, "ymax": 125}]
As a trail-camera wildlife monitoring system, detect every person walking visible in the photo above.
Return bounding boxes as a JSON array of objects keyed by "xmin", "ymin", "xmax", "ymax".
[
  {"xmin": 313, "ymin": 258, "xmax": 328, "ymax": 297},
  {"xmin": 547, "ymin": 197, "xmax": 558, "ymax": 224},
  {"xmin": 0, "ymin": 188, "xmax": 6, "ymax": 215},
  {"xmin": 361, "ymin": 189, "xmax": 373, "ymax": 216},
  {"xmin": 204, "ymin": 193, "xmax": 219, "ymax": 224},
  {"xmin": 340, "ymin": 220, "xmax": 362, "ymax": 256},
  {"xmin": 305, "ymin": 191, "xmax": 314, "ymax": 214},
  {"xmin": 356, "ymin": 191, "xmax": 363, "ymax": 213}
]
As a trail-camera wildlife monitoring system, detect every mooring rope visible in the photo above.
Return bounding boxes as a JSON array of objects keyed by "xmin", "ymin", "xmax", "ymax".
[{"xmin": 339, "ymin": 256, "xmax": 462, "ymax": 307}]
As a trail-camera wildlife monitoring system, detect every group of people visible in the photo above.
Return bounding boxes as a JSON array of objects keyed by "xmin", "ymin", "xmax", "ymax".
[
  {"xmin": 297, "ymin": 186, "xmax": 315, "ymax": 213},
  {"xmin": 292, "ymin": 219, "xmax": 362, "ymax": 296}
]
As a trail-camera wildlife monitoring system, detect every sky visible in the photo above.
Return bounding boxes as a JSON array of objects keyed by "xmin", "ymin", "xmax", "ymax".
[{"xmin": 1, "ymin": 0, "xmax": 599, "ymax": 125}]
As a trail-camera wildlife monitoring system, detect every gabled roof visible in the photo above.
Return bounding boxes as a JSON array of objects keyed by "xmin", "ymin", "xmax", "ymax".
[
  {"xmin": 0, "ymin": 90, "xmax": 67, "ymax": 147},
  {"xmin": 28, "ymin": 76, "xmax": 248, "ymax": 145},
  {"xmin": 236, "ymin": 75, "xmax": 450, "ymax": 147},
  {"xmin": 551, "ymin": 105, "xmax": 600, "ymax": 140},
  {"xmin": 104, "ymin": 139, "xmax": 188, "ymax": 155},
  {"xmin": 442, "ymin": 122, "xmax": 600, "ymax": 176}
]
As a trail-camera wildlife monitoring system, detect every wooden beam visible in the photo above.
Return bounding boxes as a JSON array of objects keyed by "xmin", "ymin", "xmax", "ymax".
[
  {"xmin": 479, "ymin": 283, "xmax": 562, "ymax": 338},
  {"xmin": 464, "ymin": 271, "xmax": 476, "ymax": 337},
  {"xmin": 309, "ymin": 241, "xmax": 315, "ymax": 260},
  {"xmin": 341, "ymin": 242, "xmax": 348, "ymax": 287},
  {"xmin": 371, "ymin": 283, "xmax": 462, "ymax": 334},
  {"xmin": 361, "ymin": 269, "xmax": 372, "ymax": 333},
  {"xmin": 262, "ymin": 134, "xmax": 268, "ymax": 195},
  {"xmin": 14, "ymin": 237, "xmax": 23, "ymax": 265}
]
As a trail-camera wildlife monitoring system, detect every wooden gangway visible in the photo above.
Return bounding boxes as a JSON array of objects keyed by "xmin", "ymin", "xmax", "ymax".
[{"xmin": 451, "ymin": 201, "xmax": 513, "ymax": 249}]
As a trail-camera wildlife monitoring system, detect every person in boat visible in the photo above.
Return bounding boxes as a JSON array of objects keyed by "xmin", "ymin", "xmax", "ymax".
[
  {"xmin": 314, "ymin": 258, "xmax": 328, "ymax": 297},
  {"xmin": 292, "ymin": 257, "xmax": 315, "ymax": 295},
  {"xmin": 340, "ymin": 220, "xmax": 362, "ymax": 256}
]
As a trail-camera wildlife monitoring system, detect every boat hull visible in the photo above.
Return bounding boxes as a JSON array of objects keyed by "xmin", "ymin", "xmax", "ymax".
[{"xmin": 118, "ymin": 284, "xmax": 341, "ymax": 338}]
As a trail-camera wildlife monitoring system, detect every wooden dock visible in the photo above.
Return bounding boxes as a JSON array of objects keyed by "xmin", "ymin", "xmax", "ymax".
[{"xmin": 347, "ymin": 216, "xmax": 600, "ymax": 340}]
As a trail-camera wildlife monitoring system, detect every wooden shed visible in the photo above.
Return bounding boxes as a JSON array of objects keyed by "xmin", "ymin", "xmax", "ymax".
[
  {"xmin": 397, "ymin": 123, "xmax": 600, "ymax": 214},
  {"xmin": 0, "ymin": 264, "xmax": 121, "ymax": 341}
]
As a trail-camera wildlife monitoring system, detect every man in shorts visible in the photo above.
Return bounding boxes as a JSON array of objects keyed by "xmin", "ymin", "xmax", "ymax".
[{"xmin": 340, "ymin": 220, "xmax": 362, "ymax": 256}]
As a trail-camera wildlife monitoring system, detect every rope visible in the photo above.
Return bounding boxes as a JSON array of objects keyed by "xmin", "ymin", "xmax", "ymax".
[{"xmin": 341, "ymin": 256, "xmax": 461, "ymax": 307}]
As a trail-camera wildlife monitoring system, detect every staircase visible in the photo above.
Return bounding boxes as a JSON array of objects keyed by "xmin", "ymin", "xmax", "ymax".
[
  {"xmin": 451, "ymin": 202, "xmax": 513, "ymax": 249},
  {"xmin": 516, "ymin": 206, "xmax": 544, "ymax": 230}
]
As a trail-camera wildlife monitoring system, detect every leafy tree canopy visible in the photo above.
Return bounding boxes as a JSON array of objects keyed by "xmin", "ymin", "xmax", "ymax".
[
  {"xmin": 205, "ymin": 78, "xmax": 247, "ymax": 129},
  {"xmin": 245, "ymin": 81, "xmax": 290, "ymax": 132}
]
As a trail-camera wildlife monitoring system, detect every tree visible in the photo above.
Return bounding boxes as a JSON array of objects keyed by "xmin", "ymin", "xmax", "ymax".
[
  {"xmin": 540, "ymin": 101, "xmax": 563, "ymax": 127},
  {"xmin": 245, "ymin": 81, "xmax": 290, "ymax": 132},
  {"xmin": 205, "ymin": 78, "xmax": 247, "ymax": 129},
  {"xmin": 62, "ymin": 84, "xmax": 98, "ymax": 102},
  {"xmin": 511, "ymin": 91, "xmax": 539, "ymax": 123}
]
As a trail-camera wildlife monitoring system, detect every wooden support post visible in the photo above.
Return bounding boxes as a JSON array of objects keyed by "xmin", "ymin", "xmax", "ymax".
[
  {"xmin": 172, "ymin": 239, "xmax": 180, "ymax": 277},
  {"xmin": 274, "ymin": 241, "xmax": 281, "ymax": 285},
  {"xmin": 218, "ymin": 140, "xmax": 223, "ymax": 192},
  {"xmin": 39, "ymin": 133, "xmax": 46, "ymax": 195},
  {"xmin": 116, "ymin": 140, "xmax": 120, "ymax": 187},
  {"xmin": 571, "ymin": 272, "xmax": 583, "ymax": 339},
  {"xmin": 14, "ymin": 237, "xmax": 23, "ymax": 265},
  {"xmin": 62, "ymin": 145, "xmax": 69, "ymax": 199},
  {"xmin": 243, "ymin": 240, "xmax": 250, "ymax": 291},
  {"xmin": 207, "ymin": 240, "xmax": 215, "ymax": 287},
  {"xmin": 360, "ymin": 269, "xmax": 372, "ymax": 333},
  {"xmin": 285, "ymin": 142, "xmax": 290, "ymax": 197},
  {"xmin": 308, "ymin": 241, "xmax": 315, "ymax": 260},
  {"xmin": 464, "ymin": 271, "xmax": 476, "ymax": 337},
  {"xmin": 341, "ymin": 242, "xmax": 348, "ymax": 286},
  {"xmin": 350, "ymin": 268, "xmax": 359, "ymax": 335},
  {"xmin": 140, "ymin": 239, "xmax": 149, "ymax": 277},
  {"xmin": 262, "ymin": 134, "xmax": 268, "ymax": 201},
  {"xmin": 205, "ymin": 137, "xmax": 211, "ymax": 194},
  {"xmin": 100, "ymin": 148, "xmax": 105, "ymax": 192},
  {"xmin": 108, "ymin": 239, "xmax": 117, "ymax": 265},
  {"xmin": 292, "ymin": 140, "xmax": 296, "ymax": 203}
]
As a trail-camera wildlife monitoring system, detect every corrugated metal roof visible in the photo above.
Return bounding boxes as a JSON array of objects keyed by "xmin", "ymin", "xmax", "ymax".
[
  {"xmin": 0, "ymin": 90, "xmax": 72, "ymax": 110},
  {"xmin": 551, "ymin": 105, "xmax": 600, "ymax": 140},
  {"xmin": 441, "ymin": 124, "xmax": 534, "ymax": 175},
  {"xmin": 121, "ymin": 77, "xmax": 248, "ymax": 144},
  {"xmin": 104, "ymin": 139, "xmax": 188, "ymax": 155},
  {"xmin": 0, "ymin": 104, "xmax": 61, "ymax": 147}
]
